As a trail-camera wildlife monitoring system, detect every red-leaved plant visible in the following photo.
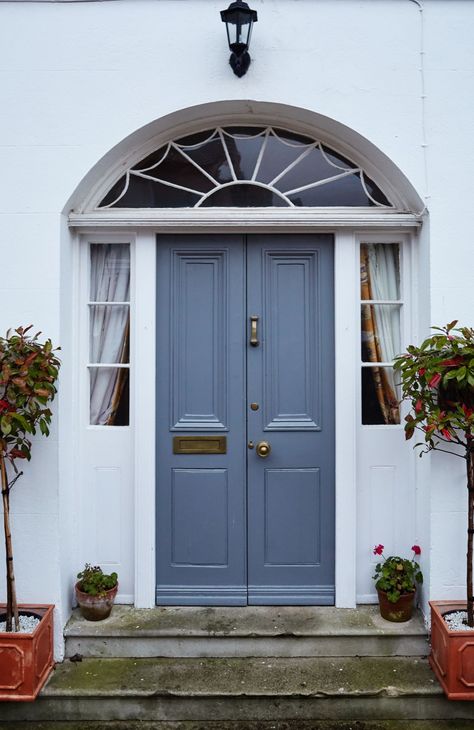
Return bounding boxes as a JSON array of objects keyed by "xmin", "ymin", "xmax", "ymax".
[
  {"xmin": 394, "ymin": 321, "xmax": 474, "ymax": 626},
  {"xmin": 0, "ymin": 326, "xmax": 60, "ymax": 631}
]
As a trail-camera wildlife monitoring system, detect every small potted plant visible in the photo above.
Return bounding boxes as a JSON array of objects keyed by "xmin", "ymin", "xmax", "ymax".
[
  {"xmin": 394, "ymin": 321, "xmax": 474, "ymax": 698},
  {"xmin": 0, "ymin": 326, "xmax": 60, "ymax": 701},
  {"xmin": 372, "ymin": 544, "xmax": 423, "ymax": 622},
  {"xmin": 75, "ymin": 564, "xmax": 118, "ymax": 621}
]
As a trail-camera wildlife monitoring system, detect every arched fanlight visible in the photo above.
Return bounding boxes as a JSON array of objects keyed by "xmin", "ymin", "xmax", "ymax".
[{"xmin": 220, "ymin": 0, "xmax": 258, "ymax": 78}]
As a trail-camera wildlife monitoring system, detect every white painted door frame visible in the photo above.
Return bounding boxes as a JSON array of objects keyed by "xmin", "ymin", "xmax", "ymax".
[{"xmin": 73, "ymin": 215, "xmax": 419, "ymax": 609}]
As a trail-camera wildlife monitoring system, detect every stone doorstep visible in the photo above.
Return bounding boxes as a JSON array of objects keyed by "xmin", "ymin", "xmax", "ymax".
[
  {"xmin": 6, "ymin": 656, "xmax": 474, "ymax": 723},
  {"xmin": 64, "ymin": 606, "xmax": 429, "ymax": 658},
  {"xmin": 38, "ymin": 656, "xmax": 443, "ymax": 699}
]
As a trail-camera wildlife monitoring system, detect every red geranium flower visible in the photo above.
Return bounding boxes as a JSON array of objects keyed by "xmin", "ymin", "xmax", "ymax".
[
  {"xmin": 0, "ymin": 399, "xmax": 9, "ymax": 412},
  {"xmin": 9, "ymin": 448, "xmax": 27, "ymax": 460},
  {"xmin": 411, "ymin": 544, "xmax": 421, "ymax": 556},
  {"xmin": 373, "ymin": 544, "xmax": 384, "ymax": 556}
]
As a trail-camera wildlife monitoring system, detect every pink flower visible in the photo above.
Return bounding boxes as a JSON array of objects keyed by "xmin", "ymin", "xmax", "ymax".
[
  {"xmin": 411, "ymin": 544, "xmax": 421, "ymax": 556},
  {"xmin": 373, "ymin": 544, "xmax": 384, "ymax": 556}
]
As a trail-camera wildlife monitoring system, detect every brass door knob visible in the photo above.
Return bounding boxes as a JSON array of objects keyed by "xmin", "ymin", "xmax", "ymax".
[{"xmin": 256, "ymin": 440, "xmax": 271, "ymax": 458}]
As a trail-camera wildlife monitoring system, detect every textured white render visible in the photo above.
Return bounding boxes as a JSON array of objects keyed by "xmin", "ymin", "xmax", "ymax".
[{"xmin": 0, "ymin": 0, "xmax": 473, "ymax": 655}]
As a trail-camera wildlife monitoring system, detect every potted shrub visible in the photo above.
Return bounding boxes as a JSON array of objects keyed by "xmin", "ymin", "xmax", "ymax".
[
  {"xmin": 75, "ymin": 564, "xmax": 118, "ymax": 621},
  {"xmin": 394, "ymin": 321, "xmax": 474, "ymax": 699},
  {"xmin": 372, "ymin": 544, "xmax": 423, "ymax": 622},
  {"xmin": 0, "ymin": 326, "xmax": 60, "ymax": 701}
]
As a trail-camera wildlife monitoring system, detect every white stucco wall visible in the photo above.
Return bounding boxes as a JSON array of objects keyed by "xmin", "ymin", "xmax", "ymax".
[{"xmin": 1, "ymin": 0, "xmax": 473, "ymax": 649}]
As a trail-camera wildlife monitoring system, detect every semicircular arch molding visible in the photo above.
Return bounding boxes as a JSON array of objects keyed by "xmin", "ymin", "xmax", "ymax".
[{"xmin": 66, "ymin": 101, "xmax": 424, "ymax": 215}]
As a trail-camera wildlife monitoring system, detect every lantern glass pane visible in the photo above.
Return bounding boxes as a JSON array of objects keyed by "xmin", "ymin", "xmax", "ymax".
[{"xmin": 225, "ymin": 9, "xmax": 252, "ymax": 46}]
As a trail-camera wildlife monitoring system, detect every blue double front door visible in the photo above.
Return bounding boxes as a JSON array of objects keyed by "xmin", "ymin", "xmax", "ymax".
[{"xmin": 156, "ymin": 234, "xmax": 335, "ymax": 605}]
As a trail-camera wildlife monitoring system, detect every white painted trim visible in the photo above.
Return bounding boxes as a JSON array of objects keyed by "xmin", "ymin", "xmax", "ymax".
[
  {"xmin": 77, "ymin": 233, "xmax": 135, "ymax": 600},
  {"xmin": 75, "ymin": 223, "xmax": 417, "ymax": 611},
  {"xmin": 357, "ymin": 594, "xmax": 378, "ymax": 604},
  {"xmin": 116, "ymin": 594, "xmax": 134, "ymax": 605},
  {"xmin": 69, "ymin": 209, "xmax": 421, "ymax": 229},
  {"xmin": 354, "ymin": 231, "xmax": 416, "ymax": 604},
  {"xmin": 58, "ymin": 225, "xmax": 81, "ymax": 626},
  {"xmin": 334, "ymin": 231, "xmax": 359, "ymax": 608},
  {"xmin": 133, "ymin": 232, "xmax": 157, "ymax": 607}
]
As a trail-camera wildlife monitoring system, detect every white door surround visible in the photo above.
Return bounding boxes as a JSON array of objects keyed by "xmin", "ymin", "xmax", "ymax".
[
  {"xmin": 73, "ymin": 224, "xmax": 418, "ymax": 609},
  {"xmin": 68, "ymin": 102, "xmax": 423, "ymax": 609}
]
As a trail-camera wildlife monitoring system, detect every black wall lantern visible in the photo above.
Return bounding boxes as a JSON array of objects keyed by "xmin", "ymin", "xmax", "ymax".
[{"xmin": 220, "ymin": 0, "xmax": 258, "ymax": 78}]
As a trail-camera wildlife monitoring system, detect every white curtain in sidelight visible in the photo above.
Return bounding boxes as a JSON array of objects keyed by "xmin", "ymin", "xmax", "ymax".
[
  {"xmin": 360, "ymin": 243, "xmax": 401, "ymax": 424},
  {"xmin": 366, "ymin": 244, "xmax": 400, "ymax": 364},
  {"xmin": 90, "ymin": 244, "xmax": 130, "ymax": 425}
]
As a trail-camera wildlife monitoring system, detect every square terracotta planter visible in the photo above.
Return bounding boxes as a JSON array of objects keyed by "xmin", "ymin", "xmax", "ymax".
[
  {"xmin": 430, "ymin": 600, "xmax": 474, "ymax": 700},
  {"xmin": 0, "ymin": 604, "xmax": 54, "ymax": 702}
]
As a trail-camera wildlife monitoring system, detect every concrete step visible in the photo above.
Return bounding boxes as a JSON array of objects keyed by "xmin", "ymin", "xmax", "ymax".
[
  {"xmin": 64, "ymin": 606, "xmax": 429, "ymax": 658},
  {"xmin": 3, "ymin": 656, "xmax": 474, "ymax": 723}
]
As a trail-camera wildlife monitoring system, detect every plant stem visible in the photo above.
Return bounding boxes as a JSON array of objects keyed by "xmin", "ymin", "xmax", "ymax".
[
  {"xmin": 1, "ymin": 455, "xmax": 18, "ymax": 632},
  {"xmin": 467, "ymin": 438, "xmax": 474, "ymax": 627}
]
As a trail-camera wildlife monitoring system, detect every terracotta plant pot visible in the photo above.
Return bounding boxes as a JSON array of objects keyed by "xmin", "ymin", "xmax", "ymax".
[
  {"xmin": 0, "ymin": 604, "xmax": 54, "ymax": 702},
  {"xmin": 377, "ymin": 588, "xmax": 415, "ymax": 622},
  {"xmin": 429, "ymin": 600, "xmax": 474, "ymax": 700},
  {"xmin": 75, "ymin": 581, "xmax": 118, "ymax": 621}
]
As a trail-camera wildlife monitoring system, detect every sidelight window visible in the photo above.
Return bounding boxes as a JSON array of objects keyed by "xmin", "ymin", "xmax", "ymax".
[
  {"xmin": 88, "ymin": 243, "xmax": 130, "ymax": 425},
  {"xmin": 360, "ymin": 242, "xmax": 402, "ymax": 425}
]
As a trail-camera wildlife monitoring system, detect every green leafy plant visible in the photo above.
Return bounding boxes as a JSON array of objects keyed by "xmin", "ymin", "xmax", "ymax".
[
  {"xmin": 76, "ymin": 564, "xmax": 118, "ymax": 597},
  {"xmin": 373, "ymin": 544, "xmax": 423, "ymax": 603},
  {"xmin": 394, "ymin": 321, "xmax": 474, "ymax": 625},
  {"xmin": 0, "ymin": 326, "xmax": 60, "ymax": 632}
]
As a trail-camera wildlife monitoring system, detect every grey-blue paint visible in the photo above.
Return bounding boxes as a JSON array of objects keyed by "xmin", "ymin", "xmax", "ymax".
[{"xmin": 156, "ymin": 235, "xmax": 334, "ymax": 605}]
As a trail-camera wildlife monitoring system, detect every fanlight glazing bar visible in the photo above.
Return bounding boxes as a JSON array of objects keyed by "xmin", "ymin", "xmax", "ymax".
[
  {"xmin": 268, "ymin": 144, "xmax": 318, "ymax": 187},
  {"xmin": 251, "ymin": 128, "xmax": 270, "ymax": 181},
  {"xmin": 218, "ymin": 128, "xmax": 238, "ymax": 181},
  {"xmin": 283, "ymin": 169, "xmax": 359, "ymax": 197},
  {"xmin": 170, "ymin": 143, "xmax": 221, "ymax": 186},
  {"xmin": 131, "ymin": 170, "xmax": 204, "ymax": 197}
]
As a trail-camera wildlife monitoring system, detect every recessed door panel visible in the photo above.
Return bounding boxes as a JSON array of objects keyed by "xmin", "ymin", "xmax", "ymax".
[
  {"xmin": 156, "ymin": 234, "xmax": 334, "ymax": 605},
  {"xmin": 171, "ymin": 469, "xmax": 229, "ymax": 567},
  {"xmin": 264, "ymin": 468, "xmax": 321, "ymax": 566},
  {"xmin": 264, "ymin": 251, "xmax": 321, "ymax": 430},
  {"xmin": 171, "ymin": 251, "xmax": 228, "ymax": 430}
]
